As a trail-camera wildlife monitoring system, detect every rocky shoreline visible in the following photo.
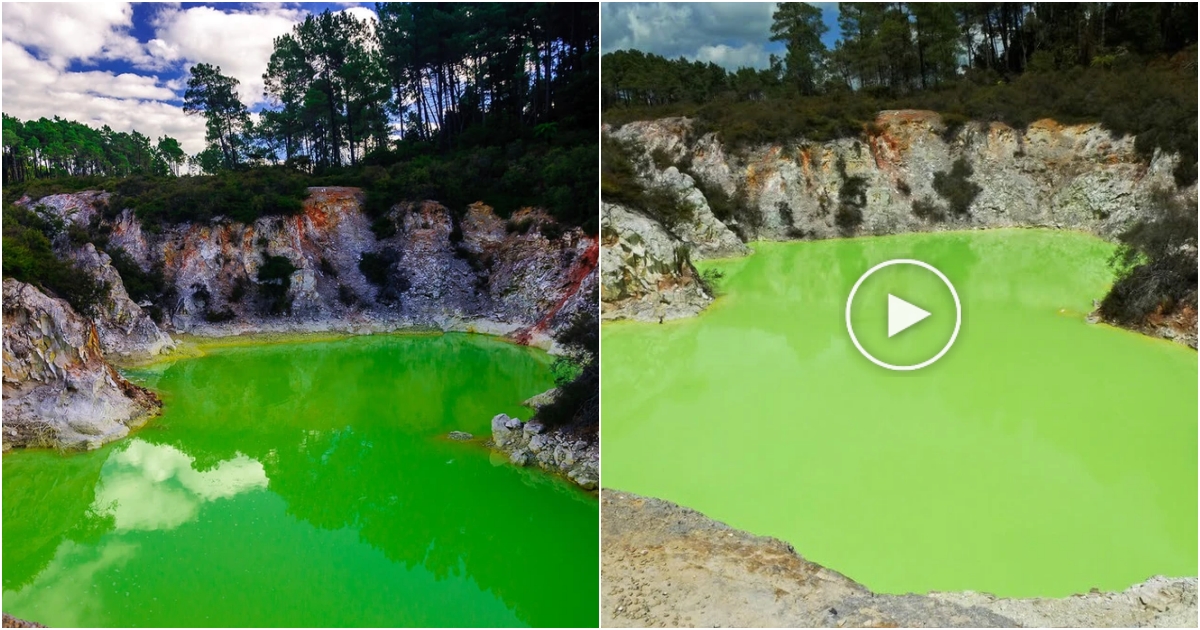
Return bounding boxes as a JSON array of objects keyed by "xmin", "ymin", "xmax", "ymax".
[
  {"xmin": 2, "ymin": 279, "xmax": 161, "ymax": 451},
  {"xmin": 3, "ymin": 187, "xmax": 597, "ymax": 454},
  {"xmin": 601, "ymin": 112, "xmax": 1198, "ymax": 347},
  {"xmin": 489, "ymin": 411, "xmax": 598, "ymax": 491},
  {"xmin": 602, "ymin": 489, "xmax": 1197, "ymax": 627}
]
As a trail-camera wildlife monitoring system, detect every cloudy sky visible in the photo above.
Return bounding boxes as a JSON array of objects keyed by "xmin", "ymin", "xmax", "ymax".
[
  {"xmin": 1, "ymin": 2, "xmax": 376, "ymax": 154},
  {"xmin": 601, "ymin": 2, "xmax": 841, "ymax": 71}
]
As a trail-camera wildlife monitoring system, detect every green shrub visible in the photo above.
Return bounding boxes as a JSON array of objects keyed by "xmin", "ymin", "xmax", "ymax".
[
  {"xmin": 228, "ymin": 275, "xmax": 250, "ymax": 302},
  {"xmin": 600, "ymin": 135, "xmax": 648, "ymax": 207},
  {"xmin": 337, "ymin": 284, "xmax": 358, "ymax": 306},
  {"xmin": 912, "ymin": 198, "xmax": 946, "ymax": 221},
  {"xmin": 204, "ymin": 308, "xmax": 236, "ymax": 323},
  {"xmin": 532, "ymin": 294, "xmax": 598, "ymax": 432},
  {"xmin": 319, "ymin": 257, "xmax": 337, "ymax": 277},
  {"xmin": 698, "ymin": 267, "xmax": 725, "ymax": 296},
  {"xmin": 932, "ymin": 158, "xmax": 982, "ymax": 216},
  {"xmin": 2, "ymin": 203, "xmax": 109, "ymax": 316},
  {"xmin": 256, "ymin": 253, "xmax": 297, "ymax": 315},
  {"xmin": 107, "ymin": 246, "xmax": 168, "ymax": 310},
  {"xmin": 1098, "ymin": 189, "xmax": 1198, "ymax": 325},
  {"xmin": 358, "ymin": 252, "xmax": 391, "ymax": 287},
  {"xmin": 691, "ymin": 175, "xmax": 758, "ymax": 238},
  {"xmin": 835, "ymin": 158, "xmax": 867, "ymax": 234},
  {"xmin": 650, "ymin": 146, "xmax": 674, "ymax": 170}
]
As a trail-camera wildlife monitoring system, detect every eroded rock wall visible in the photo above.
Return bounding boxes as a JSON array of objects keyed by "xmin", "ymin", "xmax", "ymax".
[
  {"xmin": 491, "ymin": 413, "xmax": 598, "ymax": 490},
  {"xmin": 602, "ymin": 112, "xmax": 1197, "ymax": 336},
  {"xmin": 7, "ymin": 188, "xmax": 597, "ymax": 452},
  {"xmin": 2, "ymin": 279, "xmax": 162, "ymax": 451},
  {"xmin": 20, "ymin": 187, "xmax": 597, "ymax": 348}
]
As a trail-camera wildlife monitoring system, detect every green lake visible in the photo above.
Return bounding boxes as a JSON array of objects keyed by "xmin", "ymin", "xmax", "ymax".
[
  {"xmin": 602, "ymin": 229, "xmax": 1197, "ymax": 598},
  {"xmin": 3, "ymin": 334, "xmax": 598, "ymax": 628}
]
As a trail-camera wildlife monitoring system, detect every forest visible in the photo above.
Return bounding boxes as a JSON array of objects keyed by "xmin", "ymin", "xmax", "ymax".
[
  {"xmin": 602, "ymin": 2, "xmax": 1197, "ymax": 186},
  {"xmin": 3, "ymin": 3, "xmax": 598, "ymax": 232}
]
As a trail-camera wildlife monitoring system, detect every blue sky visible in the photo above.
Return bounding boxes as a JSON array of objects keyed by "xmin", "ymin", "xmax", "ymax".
[
  {"xmin": 601, "ymin": 2, "xmax": 840, "ymax": 71},
  {"xmin": 2, "ymin": 2, "xmax": 377, "ymax": 154}
]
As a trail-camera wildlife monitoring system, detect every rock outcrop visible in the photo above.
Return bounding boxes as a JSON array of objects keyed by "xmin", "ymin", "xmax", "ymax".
[
  {"xmin": 491, "ymin": 413, "xmax": 598, "ymax": 490},
  {"xmin": 602, "ymin": 112, "xmax": 1198, "ymax": 345},
  {"xmin": 6, "ymin": 187, "xmax": 596, "ymax": 454},
  {"xmin": 68, "ymin": 243, "xmax": 175, "ymax": 360},
  {"xmin": 601, "ymin": 203, "xmax": 713, "ymax": 321},
  {"xmin": 2, "ymin": 279, "xmax": 162, "ymax": 451},
  {"xmin": 602, "ymin": 489, "xmax": 1198, "ymax": 628},
  {"xmin": 18, "ymin": 188, "xmax": 596, "ymax": 349}
]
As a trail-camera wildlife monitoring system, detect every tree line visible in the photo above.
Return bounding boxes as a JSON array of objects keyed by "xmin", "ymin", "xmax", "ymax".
[
  {"xmin": 5, "ymin": 3, "xmax": 596, "ymax": 180},
  {"xmin": 187, "ymin": 2, "xmax": 596, "ymax": 172},
  {"xmin": 603, "ymin": 2, "xmax": 1197, "ymax": 186},
  {"xmin": 604, "ymin": 3, "xmax": 1196, "ymax": 106},
  {"xmin": 2, "ymin": 115, "xmax": 186, "ymax": 183}
]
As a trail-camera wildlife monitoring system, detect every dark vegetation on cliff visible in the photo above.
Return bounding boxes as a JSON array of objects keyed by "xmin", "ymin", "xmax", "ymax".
[
  {"xmin": 1098, "ymin": 189, "xmax": 1199, "ymax": 329},
  {"xmin": 600, "ymin": 136, "xmax": 695, "ymax": 229},
  {"xmin": 2, "ymin": 204, "xmax": 108, "ymax": 316},
  {"xmin": 3, "ymin": 3, "xmax": 598, "ymax": 233},
  {"xmin": 602, "ymin": 3, "xmax": 1198, "ymax": 186},
  {"xmin": 534, "ymin": 295, "xmax": 598, "ymax": 434}
]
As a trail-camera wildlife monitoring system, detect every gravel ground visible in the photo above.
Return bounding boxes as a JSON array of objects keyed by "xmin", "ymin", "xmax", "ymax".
[{"xmin": 601, "ymin": 489, "xmax": 1197, "ymax": 628}]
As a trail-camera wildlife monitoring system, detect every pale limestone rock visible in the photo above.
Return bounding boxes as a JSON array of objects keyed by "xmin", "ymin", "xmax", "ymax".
[
  {"xmin": 602, "ymin": 112, "xmax": 1197, "ymax": 333},
  {"xmin": 601, "ymin": 202, "xmax": 711, "ymax": 321},
  {"xmin": 2, "ymin": 279, "xmax": 161, "ymax": 451},
  {"xmin": 21, "ymin": 188, "xmax": 595, "ymax": 346}
]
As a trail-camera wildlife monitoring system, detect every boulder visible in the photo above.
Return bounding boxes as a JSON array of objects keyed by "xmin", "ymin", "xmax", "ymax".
[{"xmin": 2, "ymin": 279, "xmax": 161, "ymax": 450}]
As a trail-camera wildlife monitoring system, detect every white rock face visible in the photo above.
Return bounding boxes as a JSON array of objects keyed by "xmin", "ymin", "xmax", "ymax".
[
  {"xmin": 489, "ymin": 413, "xmax": 598, "ymax": 490},
  {"xmin": 602, "ymin": 111, "xmax": 1196, "ymax": 322},
  {"xmin": 2, "ymin": 279, "xmax": 162, "ymax": 451},
  {"xmin": 68, "ymin": 244, "xmax": 174, "ymax": 360},
  {"xmin": 601, "ymin": 202, "xmax": 712, "ymax": 321},
  {"xmin": 19, "ymin": 188, "xmax": 597, "ymax": 350}
]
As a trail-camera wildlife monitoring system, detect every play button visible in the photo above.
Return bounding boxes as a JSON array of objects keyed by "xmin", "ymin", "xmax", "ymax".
[
  {"xmin": 845, "ymin": 259, "xmax": 961, "ymax": 371},
  {"xmin": 887, "ymin": 294, "xmax": 931, "ymax": 338}
]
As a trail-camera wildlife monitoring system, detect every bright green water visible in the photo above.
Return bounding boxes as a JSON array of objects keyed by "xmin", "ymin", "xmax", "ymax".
[
  {"xmin": 602, "ymin": 229, "xmax": 1197, "ymax": 598},
  {"xmin": 3, "ymin": 334, "xmax": 598, "ymax": 628}
]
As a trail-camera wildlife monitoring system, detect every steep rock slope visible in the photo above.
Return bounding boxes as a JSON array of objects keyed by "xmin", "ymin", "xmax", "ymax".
[
  {"xmin": 19, "ymin": 187, "xmax": 596, "ymax": 347},
  {"xmin": 2, "ymin": 279, "xmax": 162, "ymax": 451},
  {"xmin": 602, "ymin": 112, "xmax": 1197, "ymax": 345},
  {"xmin": 7, "ymin": 187, "xmax": 596, "ymax": 451}
]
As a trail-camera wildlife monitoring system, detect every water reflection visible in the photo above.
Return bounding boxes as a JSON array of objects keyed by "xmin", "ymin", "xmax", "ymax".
[
  {"xmin": 94, "ymin": 440, "xmax": 268, "ymax": 532},
  {"xmin": 4, "ymin": 334, "xmax": 597, "ymax": 627},
  {"xmin": 604, "ymin": 230, "xmax": 1197, "ymax": 598}
]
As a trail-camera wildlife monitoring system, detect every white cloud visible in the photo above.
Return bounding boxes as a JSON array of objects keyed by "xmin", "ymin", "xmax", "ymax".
[
  {"xmin": 695, "ymin": 43, "xmax": 774, "ymax": 70},
  {"xmin": 94, "ymin": 440, "xmax": 268, "ymax": 532},
  {"xmin": 2, "ymin": 40, "xmax": 207, "ymax": 153},
  {"xmin": 149, "ymin": 4, "xmax": 307, "ymax": 107},
  {"xmin": 338, "ymin": 5, "xmax": 377, "ymax": 25},
  {"xmin": 0, "ymin": 2, "xmax": 150, "ymax": 68},
  {"xmin": 602, "ymin": 2, "xmax": 779, "ymax": 69},
  {"xmin": 1, "ymin": 3, "xmax": 391, "ymax": 157}
]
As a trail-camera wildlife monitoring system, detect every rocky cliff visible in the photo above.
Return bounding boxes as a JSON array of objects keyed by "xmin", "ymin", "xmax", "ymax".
[
  {"xmin": 6, "ymin": 187, "xmax": 597, "ymax": 450},
  {"xmin": 20, "ymin": 187, "xmax": 595, "ymax": 347},
  {"xmin": 490, "ymin": 412, "xmax": 599, "ymax": 491},
  {"xmin": 2, "ymin": 279, "xmax": 161, "ymax": 451},
  {"xmin": 602, "ymin": 112, "xmax": 1197, "ymax": 344}
]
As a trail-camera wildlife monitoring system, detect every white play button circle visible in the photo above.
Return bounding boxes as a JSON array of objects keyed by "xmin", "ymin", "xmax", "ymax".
[
  {"xmin": 845, "ymin": 259, "xmax": 961, "ymax": 371},
  {"xmin": 887, "ymin": 294, "xmax": 931, "ymax": 338}
]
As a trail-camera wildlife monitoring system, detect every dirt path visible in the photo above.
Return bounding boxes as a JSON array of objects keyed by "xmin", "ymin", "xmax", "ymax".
[{"xmin": 601, "ymin": 490, "xmax": 1197, "ymax": 627}]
